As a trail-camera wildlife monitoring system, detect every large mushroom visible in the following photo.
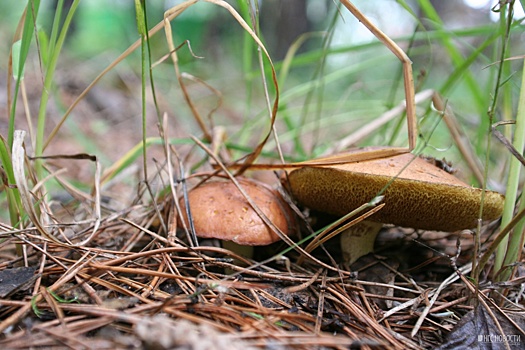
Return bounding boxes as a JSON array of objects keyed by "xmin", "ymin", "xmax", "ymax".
[
  {"xmin": 287, "ymin": 149, "xmax": 505, "ymax": 264},
  {"xmin": 178, "ymin": 177, "xmax": 297, "ymax": 257}
]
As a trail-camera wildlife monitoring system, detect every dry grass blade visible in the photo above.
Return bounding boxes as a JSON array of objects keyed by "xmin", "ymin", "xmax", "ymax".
[
  {"xmin": 380, "ymin": 263, "xmax": 469, "ymax": 323},
  {"xmin": 301, "ymin": 203, "xmax": 385, "ymax": 256},
  {"xmin": 11, "ymin": 130, "xmax": 59, "ymax": 244},
  {"xmin": 36, "ymin": 153, "xmax": 102, "ymax": 246},
  {"xmin": 340, "ymin": 0, "xmax": 416, "ymax": 151},
  {"xmin": 12, "ymin": 135, "xmax": 102, "ymax": 246},
  {"xmin": 492, "ymin": 120, "xmax": 525, "ymax": 167},
  {"xmin": 411, "ymin": 263, "xmax": 471, "ymax": 337}
]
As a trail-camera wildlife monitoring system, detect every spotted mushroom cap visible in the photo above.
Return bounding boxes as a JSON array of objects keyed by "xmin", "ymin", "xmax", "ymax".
[
  {"xmin": 287, "ymin": 151, "xmax": 505, "ymax": 232},
  {"xmin": 178, "ymin": 178, "xmax": 297, "ymax": 245}
]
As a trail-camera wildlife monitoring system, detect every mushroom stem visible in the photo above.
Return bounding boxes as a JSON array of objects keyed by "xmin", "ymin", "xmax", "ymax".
[
  {"xmin": 340, "ymin": 221, "xmax": 383, "ymax": 265},
  {"xmin": 222, "ymin": 240, "xmax": 254, "ymax": 260},
  {"xmin": 221, "ymin": 240, "xmax": 254, "ymax": 275}
]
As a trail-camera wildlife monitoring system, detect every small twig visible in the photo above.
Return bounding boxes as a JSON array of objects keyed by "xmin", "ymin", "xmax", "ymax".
[
  {"xmin": 492, "ymin": 120, "xmax": 525, "ymax": 166},
  {"xmin": 314, "ymin": 271, "xmax": 327, "ymax": 334}
]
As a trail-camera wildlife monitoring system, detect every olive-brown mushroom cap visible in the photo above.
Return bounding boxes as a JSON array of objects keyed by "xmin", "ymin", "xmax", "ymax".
[
  {"xmin": 288, "ymin": 152, "xmax": 505, "ymax": 232},
  {"xmin": 178, "ymin": 178, "xmax": 297, "ymax": 245}
]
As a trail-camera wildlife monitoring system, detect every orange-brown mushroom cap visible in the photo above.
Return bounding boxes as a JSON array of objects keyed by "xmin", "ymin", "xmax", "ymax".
[
  {"xmin": 288, "ymin": 152, "xmax": 505, "ymax": 232},
  {"xmin": 178, "ymin": 178, "xmax": 297, "ymax": 245}
]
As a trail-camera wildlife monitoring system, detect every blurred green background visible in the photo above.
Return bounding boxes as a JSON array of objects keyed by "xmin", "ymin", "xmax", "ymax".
[{"xmin": 1, "ymin": 0, "xmax": 524, "ymax": 186}]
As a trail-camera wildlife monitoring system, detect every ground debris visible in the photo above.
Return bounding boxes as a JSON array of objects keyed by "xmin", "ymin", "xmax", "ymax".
[
  {"xmin": 437, "ymin": 304, "xmax": 525, "ymax": 350},
  {"xmin": 136, "ymin": 315, "xmax": 256, "ymax": 350},
  {"xmin": 0, "ymin": 267, "xmax": 37, "ymax": 298},
  {"xmin": 0, "ymin": 198, "xmax": 523, "ymax": 349}
]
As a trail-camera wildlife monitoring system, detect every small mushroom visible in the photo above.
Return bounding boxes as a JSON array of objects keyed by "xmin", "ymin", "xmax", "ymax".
[
  {"xmin": 178, "ymin": 177, "xmax": 297, "ymax": 257},
  {"xmin": 287, "ymin": 149, "xmax": 505, "ymax": 264}
]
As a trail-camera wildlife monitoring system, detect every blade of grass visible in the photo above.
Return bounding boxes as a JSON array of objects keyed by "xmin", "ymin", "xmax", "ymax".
[
  {"xmin": 136, "ymin": 0, "xmax": 168, "ymax": 235},
  {"xmin": 134, "ymin": 0, "xmax": 149, "ymax": 182},
  {"xmin": 0, "ymin": 136, "xmax": 22, "ymax": 227},
  {"xmin": 3, "ymin": 2, "xmax": 40, "ymax": 228},
  {"xmin": 497, "ymin": 57, "xmax": 525, "ymax": 281},
  {"xmin": 8, "ymin": 0, "xmax": 40, "ymax": 148},
  {"xmin": 12, "ymin": 130, "xmax": 60, "ymax": 244},
  {"xmin": 34, "ymin": 0, "xmax": 80, "ymax": 177},
  {"xmin": 249, "ymin": 1, "xmax": 286, "ymax": 165},
  {"xmin": 46, "ymin": 0, "xmax": 63, "ymax": 78},
  {"xmin": 499, "ymin": 4, "xmax": 515, "ymax": 143},
  {"xmin": 235, "ymin": 0, "xmax": 256, "ymax": 150},
  {"xmin": 487, "ymin": 1, "xmax": 519, "ymax": 279},
  {"xmin": 438, "ymin": 31, "xmax": 501, "ymax": 100}
]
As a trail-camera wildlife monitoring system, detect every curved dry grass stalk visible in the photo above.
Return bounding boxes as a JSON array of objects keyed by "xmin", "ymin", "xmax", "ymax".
[
  {"xmin": 12, "ymin": 130, "xmax": 102, "ymax": 246},
  {"xmin": 12, "ymin": 130, "xmax": 58, "ymax": 244}
]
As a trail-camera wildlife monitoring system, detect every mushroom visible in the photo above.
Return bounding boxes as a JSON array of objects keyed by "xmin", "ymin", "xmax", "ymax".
[
  {"xmin": 178, "ymin": 177, "xmax": 297, "ymax": 258},
  {"xmin": 287, "ymin": 149, "xmax": 505, "ymax": 264}
]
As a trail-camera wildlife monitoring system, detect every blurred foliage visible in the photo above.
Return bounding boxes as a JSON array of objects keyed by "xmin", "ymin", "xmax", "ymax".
[{"xmin": 0, "ymin": 0, "xmax": 524, "ymax": 177}]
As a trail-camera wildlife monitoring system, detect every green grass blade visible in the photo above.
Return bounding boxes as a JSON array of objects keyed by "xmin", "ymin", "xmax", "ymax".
[
  {"xmin": 135, "ymin": 0, "xmax": 149, "ymax": 180},
  {"xmin": 0, "ymin": 136, "xmax": 22, "ymax": 226},
  {"xmin": 47, "ymin": 0, "xmax": 63, "ymax": 60},
  {"xmin": 4, "ymin": 2, "xmax": 40, "ymax": 227},
  {"xmin": 8, "ymin": 0, "xmax": 41, "ymax": 148},
  {"xmin": 35, "ymin": 0, "xmax": 80, "ymax": 175},
  {"xmin": 497, "ymin": 58, "xmax": 525, "ymax": 280}
]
